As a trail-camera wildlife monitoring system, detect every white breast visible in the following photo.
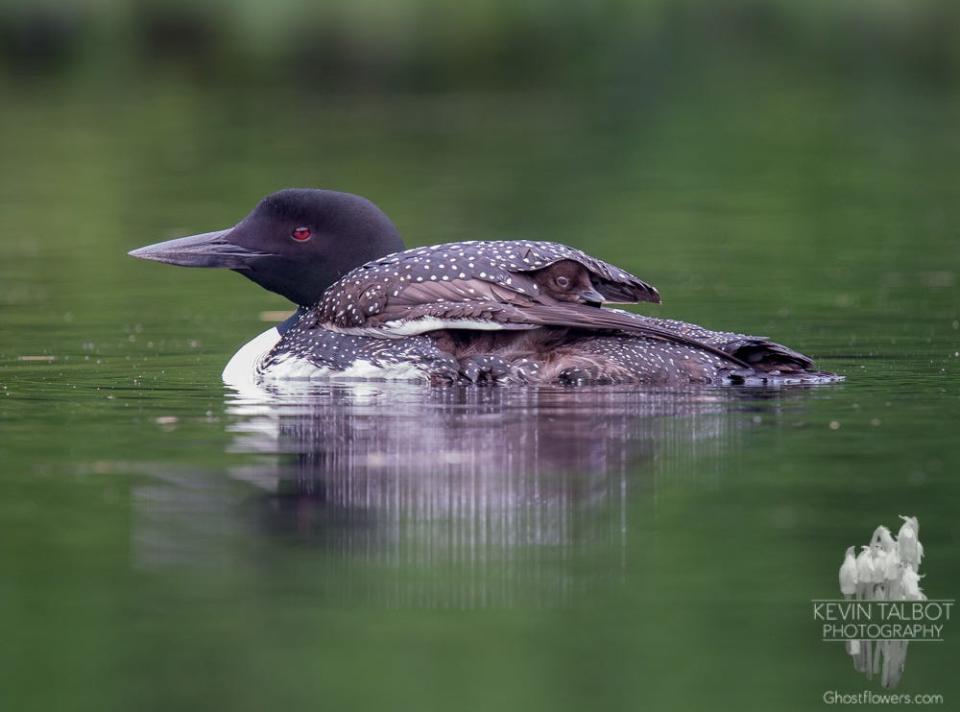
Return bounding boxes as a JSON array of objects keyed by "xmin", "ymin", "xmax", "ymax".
[{"xmin": 221, "ymin": 327, "xmax": 282, "ymax": 387}]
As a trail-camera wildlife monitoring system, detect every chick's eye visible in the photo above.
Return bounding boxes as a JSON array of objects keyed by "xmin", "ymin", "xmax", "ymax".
[
  {"xmin": 555, "ymin": 276, "xmax": 570, "ymax": 288},
  {"xmin": 291, "ymin": 227, "xmax": 312, "ymax": 242}
]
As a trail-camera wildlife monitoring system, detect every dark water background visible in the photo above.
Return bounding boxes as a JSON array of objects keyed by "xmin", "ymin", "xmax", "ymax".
[{"xmin": 2, "ymin": 3, "xmax": 960, "ymax": 710}]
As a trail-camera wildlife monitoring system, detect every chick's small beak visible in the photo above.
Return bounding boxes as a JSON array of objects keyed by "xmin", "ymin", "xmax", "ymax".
[
  {"xmin": 577, "ymin": 286, "xmax": 607, "ymax": 306},
  {"xmin": 128, "ymin": 228, "xmax": 270, "ymax": 270}
]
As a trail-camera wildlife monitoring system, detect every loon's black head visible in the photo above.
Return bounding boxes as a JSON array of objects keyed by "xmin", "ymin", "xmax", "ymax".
[{"xmin": 129, "ymin": 189, "xmax": 405, "ymax": 306}]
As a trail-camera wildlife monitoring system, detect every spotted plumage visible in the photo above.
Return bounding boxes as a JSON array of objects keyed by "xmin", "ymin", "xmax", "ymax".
[
  {"xmin": 261, "ymin": 309, "xmax": 836, "ymax": 386},
  {"xmin": 258, "ymin": 325, "xmax": 459, "ymax": 382},
  {"xmin": 312, "ymin": 240, "xmax": 659, "ymax": 332},
  {"xmin": 305, "ymin": 240, "xmax": 753, "ymax": 369}
]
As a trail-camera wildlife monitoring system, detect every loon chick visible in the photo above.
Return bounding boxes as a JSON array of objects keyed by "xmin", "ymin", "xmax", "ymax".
[
  {"xmin": 532, "ymin": 260, "xmax": 607, "ymax": 306},
  {"xmin": 129, "ymin": 189, "xmax": 840, "ymax": 386}
]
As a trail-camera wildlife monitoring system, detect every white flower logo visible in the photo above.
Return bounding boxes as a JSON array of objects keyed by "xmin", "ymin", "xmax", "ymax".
[{"xmin": 838, "ymin": 516, "xmax": 925, "ymax": 688}]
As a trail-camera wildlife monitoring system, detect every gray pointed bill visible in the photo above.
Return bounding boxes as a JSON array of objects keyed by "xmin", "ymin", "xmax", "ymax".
[{"xmin": 128, "ymin": 229, "xmax": 270, "ymax": 270}]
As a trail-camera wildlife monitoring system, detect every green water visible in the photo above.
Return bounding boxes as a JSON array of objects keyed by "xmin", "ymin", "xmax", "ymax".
[{"xmin": 1, "ymin": 74, "xmax": 959, "ymax": 711}]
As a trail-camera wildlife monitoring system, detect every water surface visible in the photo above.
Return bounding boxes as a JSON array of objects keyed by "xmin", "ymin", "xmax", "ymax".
[{"xmin": 1, "ymin": 78, "xmax": 959, "ymax": 711}]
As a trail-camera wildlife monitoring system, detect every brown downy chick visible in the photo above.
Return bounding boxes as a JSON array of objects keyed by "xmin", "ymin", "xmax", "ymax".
[{"xmin": 533, "ymin": 260, "xmax": 606, "ymax": 306}]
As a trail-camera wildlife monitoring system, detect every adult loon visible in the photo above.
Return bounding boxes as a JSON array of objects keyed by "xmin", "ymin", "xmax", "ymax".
[{"xmin": 129, "ymin": 189, "xmax": 840, "ymax": 386}]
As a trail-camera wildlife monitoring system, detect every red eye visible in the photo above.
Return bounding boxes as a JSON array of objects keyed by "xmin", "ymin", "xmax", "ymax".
[{"xmin": 291, "ymin": 227, "xmax": 312, "ymax": 242}]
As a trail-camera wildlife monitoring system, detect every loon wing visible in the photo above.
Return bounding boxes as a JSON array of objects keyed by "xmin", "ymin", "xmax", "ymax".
[
  {"xmin": 315, "ymin": 278, "xmax": 749, "ymax": 368},
  {"xmin": 365, "ymin": 240, "xmax": 661, "ymax": 304},
  {"xmin": 315, "ymin": 240, "xmax": 661, "ymax": 331},
  {"xmin": 616, "ymin": 314, "xmax": 815, "ymax": 371},
  {"xmin": 308, "ymin": 240, "xmax": 755, "ymax": 368},
  {"xmin": 515, "ymin": 305, "xmax": 753, "ymax": 367}
]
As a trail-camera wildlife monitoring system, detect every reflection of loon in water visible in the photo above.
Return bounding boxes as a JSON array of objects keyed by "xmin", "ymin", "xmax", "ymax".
[{"xmin": 133, "ymin": 383, "xmax": 788, "ymax": 606}]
